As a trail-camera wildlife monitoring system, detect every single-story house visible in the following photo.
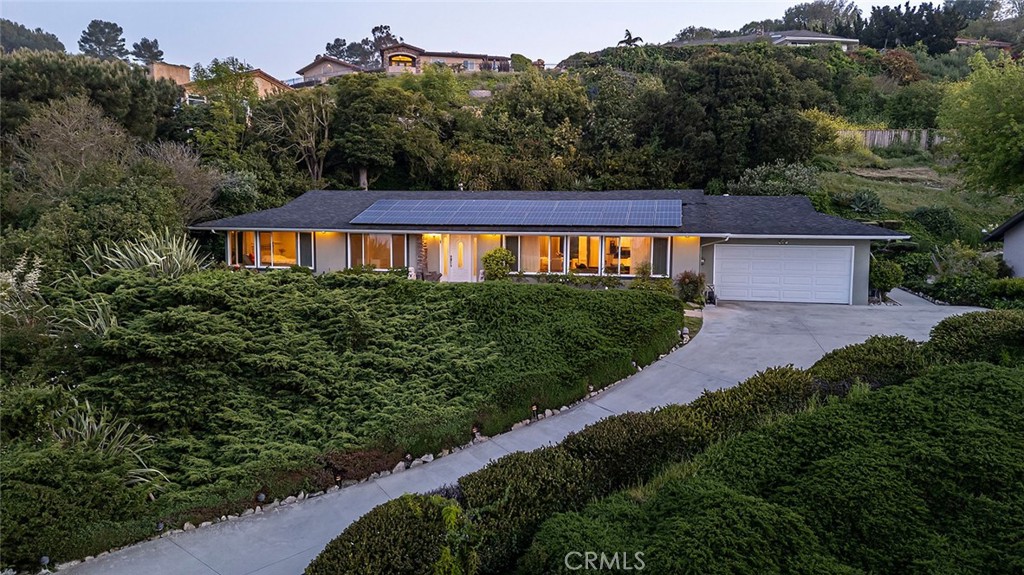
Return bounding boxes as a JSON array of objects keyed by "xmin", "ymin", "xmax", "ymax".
[
  {"xmin": 984, "ymin": 209, "xmax": 1024, "ymax": 277},
  {"xmin": 665, "ymin": 30, "xmax": 860, "ymax": 52},
  {"xmin": 191, "ymin": 190, "xmax": 908, "ymax": 305}
]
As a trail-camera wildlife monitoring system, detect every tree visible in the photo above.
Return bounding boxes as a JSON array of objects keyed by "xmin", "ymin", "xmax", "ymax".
[
  {"xmin": 78, "ymin": 19, "xmax": 128, "ymax": 61},
  {"xmin": 330, "ymin": 74, "xmax": 414, "ymax": 188},
  {"xmin": 0, "ymin": 19, "xmax": 65, "ymax": 52},
  {"xmin": 782, "ymin": 0, "xmax": 862, "ymax": 35},
  {"xmin": 944, "ymin": 0, "xmax": 1002, "ymax": 20},
  {"xmin": 617, "ymin": 29, "xmax": 644, "ymax": 47},
  {"xmin": 190, "ymin": 57, "xmax": 258, "ymax": 162},
  {"xmin": 860, "ymin": 2, "xmax": 967, "ymax": 55},
  {"xmin": 880, "ymin": 49, "xmax": 925, "ymax": 84},
  {"xmin": 130, "ymin": 38, "xmax": 163, "ymax": 64},
  {"xmin": 510, "ymin": 53, "xmax": 532, "ymax": 72},
  {"xmin": 324, "ymin": 24, "xmax": 401, "ymax": 67},
  {"xmin": 0, "ymin": 49, "xmax": 180, "ymax": 140},
  {"xmin": 938, "ymin": 52, "xmax": 1024, "ymax": 196},
  {"xmin": 672, "ymin": 26, "xmax": 724, "ymax": 42},
  {"xmin": 256, "ymin": 88, "xmax": 337, "ymax": 185}
]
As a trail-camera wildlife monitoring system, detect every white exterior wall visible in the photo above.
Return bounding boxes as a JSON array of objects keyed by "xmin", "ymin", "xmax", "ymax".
[
  {"xmin": 313, "ymin": 232, "xmax": 346, "ymax": 273},
  {"xmin": 1004, "ymin": 225, "xmax": 1024, "ymax": 278}
]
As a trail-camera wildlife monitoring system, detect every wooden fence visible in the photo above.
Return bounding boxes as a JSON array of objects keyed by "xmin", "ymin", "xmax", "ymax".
[{"xmin": 837, "ymin": 129, "xmax": 948, "ymax": 150}]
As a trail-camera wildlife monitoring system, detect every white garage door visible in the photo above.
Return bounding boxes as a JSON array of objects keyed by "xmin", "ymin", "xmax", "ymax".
[{"xmin": 714, "ymin": 245, "xmax": 853, "ymax": 304}]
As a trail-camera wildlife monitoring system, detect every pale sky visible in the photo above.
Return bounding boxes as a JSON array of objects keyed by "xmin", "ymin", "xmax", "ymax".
[{"xmin": 2, "ymin": 1, "xmax": 931, "ymax": 82}]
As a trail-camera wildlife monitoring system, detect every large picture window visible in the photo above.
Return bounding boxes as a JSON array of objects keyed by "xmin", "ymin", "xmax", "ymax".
[
  {"xmin": 568, "ymin": 236, "xmax": 601, "ymax": 274},
  {"xmin": 604, "ymin": 236, "xmax": 668, "ymax": 276},
  {"xmin": 228, "ymin": 231, "xmax": 313, "ymax": 269},
  {"xmin": 350, "ymin": 233, "xmax": 406, "ymax": 269},
  {"xmin": 517, "ymin": 235, "xmax": 564, "ymax": 273}
]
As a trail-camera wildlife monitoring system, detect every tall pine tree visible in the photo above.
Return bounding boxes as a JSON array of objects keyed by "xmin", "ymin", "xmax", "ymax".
[
  {"xmin": 78, "ymin": 19, "xmax": 128, "ymax": 61},
  {"xmin": 131, "ymin": 37, "xmax": 164, "ymax": 63}
]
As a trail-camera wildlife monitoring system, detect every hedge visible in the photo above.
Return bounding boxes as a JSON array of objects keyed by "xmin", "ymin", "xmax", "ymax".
[
  {"xmin": 926, "ymin": 310, "xmax": 1024, "ymax": 367},
  {"xmin": 809, "ymin": 335, "xmax": 927, "ymax": 394},
  {"xmin": 306, "ymin": 494, "xmax": 475, "ymax": 575},
  {"xmin": 524, "ymin": 363, "xmax": 1024, "ymax": 574}
]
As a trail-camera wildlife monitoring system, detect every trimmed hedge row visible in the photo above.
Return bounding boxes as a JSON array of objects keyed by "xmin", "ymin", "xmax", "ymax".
[{"xmin": 308, "ymin": 310, "xmax": 1024, "ymax": 575}]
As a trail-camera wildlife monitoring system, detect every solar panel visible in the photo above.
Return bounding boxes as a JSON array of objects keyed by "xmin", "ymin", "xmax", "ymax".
[{"xmin": 350, "ymin": 199, "xmax": 682, "ymax": 228}]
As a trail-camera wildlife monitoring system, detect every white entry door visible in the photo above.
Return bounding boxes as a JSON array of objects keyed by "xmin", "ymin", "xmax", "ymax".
[
  {"xmin": 447, "ymin": 234, "xmax": 474, "ymax": 282},
  {"xmin": 714, "ymin": 244, "xmax": 853, "ymax": 304}
]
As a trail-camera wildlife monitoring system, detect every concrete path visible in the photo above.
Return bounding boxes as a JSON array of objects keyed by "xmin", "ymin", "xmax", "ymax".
[
  {"xmin": 888, "ymin": 287, "xmax": 940, "ymax": 307},
  {"xmin": 65, "ymin": 302, "xmax": 980, "ymax": 575}
]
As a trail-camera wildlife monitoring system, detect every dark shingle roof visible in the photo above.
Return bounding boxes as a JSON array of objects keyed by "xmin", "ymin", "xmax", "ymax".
[
  {"xmin": 984, "ymin": 209, "xmax": 1024, "ymax": 242},
  {"xmin": 191, "ymin": 190, "xmax": 905, "ymax": 238}
]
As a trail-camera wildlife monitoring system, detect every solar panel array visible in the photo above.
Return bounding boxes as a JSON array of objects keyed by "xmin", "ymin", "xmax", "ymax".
[{"xmin": 350, "ymin": 199, "xmax": 682, "ymax": 227}]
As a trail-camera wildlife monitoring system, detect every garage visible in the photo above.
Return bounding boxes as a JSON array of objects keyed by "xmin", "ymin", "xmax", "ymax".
[{"xmin": 714, "ymin": 244, "xmax": 854, "ymax": 304}]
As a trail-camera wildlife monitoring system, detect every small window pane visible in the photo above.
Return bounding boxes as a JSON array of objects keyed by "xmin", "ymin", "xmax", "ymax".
[
  {"xmin": 392, "ymin": 234, "xmax": 406, "ymax": 268},
  {"xmin": 569, "ymin": 236, "xmax": 600, "ymax": 274},
  {"xmin": 550, "ymin": 236, "xmax": 564, "ymax": 274},
  {"xmin": 366, "ymin": 234, "xmax": 391, "ymax": 269},
  {"xmin": 271, "ymin": 232, "xmax": 297, "ymax": 267},
  {"xmin": 259, "ymin": 232, "xmax": 273, "ymax": 267},
  {"xmin": 505, "ymin": 236, "xmax": 519, "ymax": 272},
  {"xmin": 604, "ymin": 237, "xmax": 620, "ymax": 274},
  {"xmin": 299, "ymin": 233, "xmax": 313, "ymax": 267},
  {"xmin": 350, "ymin": 233, "xmax": 363, "ymax": 266},
  {"xmin": 653, "ymin": 238, "xmax": 669, "ymax": 276}
]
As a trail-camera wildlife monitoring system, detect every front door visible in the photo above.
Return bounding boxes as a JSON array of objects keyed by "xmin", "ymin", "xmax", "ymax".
[{"xmin": 447, "ymin": 234, "xmax": 474, "ymax": 282}]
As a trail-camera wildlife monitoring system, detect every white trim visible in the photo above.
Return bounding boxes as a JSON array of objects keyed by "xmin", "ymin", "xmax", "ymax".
[
  {"xmin": 195, "ymin": 227, "xmax": 906, "ymax": 241},
  {"xmin": 700, "ymin": 234, "xmax": 910, "ymax": 240}
]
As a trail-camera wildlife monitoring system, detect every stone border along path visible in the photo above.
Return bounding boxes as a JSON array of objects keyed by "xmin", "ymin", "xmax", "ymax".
[{"xmin": 63, "ymin": 300, "xmax": 980, "ymax": 575}]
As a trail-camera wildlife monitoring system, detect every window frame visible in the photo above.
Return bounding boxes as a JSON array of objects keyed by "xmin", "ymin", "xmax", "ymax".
[
  {"xmin": 227, "ymin": 231, "xmax": 315, "ymax": 270},
  {"xmin": 348, "ymin": 233, "xmax": 408, "ymax": 271}
]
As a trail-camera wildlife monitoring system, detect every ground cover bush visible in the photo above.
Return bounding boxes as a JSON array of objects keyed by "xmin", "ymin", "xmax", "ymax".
[
  {"xmin": 522, "ymin": 362, "xmax": 1024, "ymax": 573},
  {"xmin": 925, "ymin": 309, "xmax": 1024, "ymax": 367},
  {"xmin": 0, "ymin": 269, "xmax": 683, "ymax": 569},
  {"xmin": 810, "ymin": 335, "xmax": 927, "ymax": 393}
]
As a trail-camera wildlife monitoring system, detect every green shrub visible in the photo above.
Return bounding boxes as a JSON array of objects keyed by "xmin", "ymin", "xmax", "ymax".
[
  {"xmin": 690, "ymin": 366, "xmax": 817, "ymax": 439},
  {"xmin": 809, "ymin": 335, "xmax": 927, "ymax": 394},
  {"xmin": 926, "ymin": 310, "xmax": 1024, "ymax": 367},
  {"xmin": 562, "ymin": 405, "xmax": 711, "ymax": 492},
  {"xmin": 869, "ymin": 259, "xmax": 904, "ymax": 296},
  {"xmin": 908, "ymin": 206, "xmax": 963, "ymax": 242},
  {"xmin": 674, "ymin": 270, "xmax": 706, "ymax": 303},
  {"xmin": 987, "ymin": 278, "xmax": 1024, "ymax": 309},
  {"xmin": 521, "ymin": 478, "xmax": 852, "ymax": 575},
  {"xmin": 629, "ymin": 263, "xmax": 675, "ymax": 295},
  {"xmin": 850, "ymin": 189, "xmax": 883, "ymax": 215},
  {"xmin": 931, "ymin": 271, "xmax": 994, "ymax": 305},
  {"xmin": 306, "ymin": 494, "xmax": 475, "ymax": 575},
  {"xmin": 459, "ymin": 447, "xmax": 596, "ymax": 574},
  {"xmin": 726, "ymin": 160, "xmax": 820, "ymax": 196},
  {"xmin": 481, "ymin": 247, "xmax": 516, "ymax": 281}
]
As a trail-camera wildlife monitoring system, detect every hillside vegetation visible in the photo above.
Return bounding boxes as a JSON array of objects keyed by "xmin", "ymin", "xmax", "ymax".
[{"xmin": 0, "ymin": 270, "xmax": 683, "ymax": 569}]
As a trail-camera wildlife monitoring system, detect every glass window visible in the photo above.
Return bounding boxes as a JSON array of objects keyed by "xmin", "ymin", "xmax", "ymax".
[
  {"xmin": 517, "ymin": 236, "xmax": 564, "ymax": 273},
  {"xmin": 231, "ymin": 231, "xmax": 257, "ymax": 266},
  {"xmin": 504, "ymin": 236, "xmax": 520, "ymax": 272},
  {"xmin": 652, "ymin": 238, "xmax": 669, "ymax": 276},
  {"xmin": 350, "ymin": 233, "xmax": 405, "ymax": 269},
  {"xmin": 568, "ymin": 236, "xmax": 601, "ymax": 274},
  {"xmin": 271, "ymin": 232, "xmax": 298, "ymax": 267},
  {"xmin": 392, "ymin": 234, "xmax": 406, "ymax": 268},
  {"xmin": 365, "ymin": 234, "xmax": 391, "ymax": 269},
  {"xmin": 259, "ymin": 232, "xmax": 272, "ymax": 267},
  {"xmin": 604, "ymin": 236, "xmax": 655, "ymax": 275},
  {"xmin": 299, "ymin": 233, "xmax": 313, "ymax": 268}
]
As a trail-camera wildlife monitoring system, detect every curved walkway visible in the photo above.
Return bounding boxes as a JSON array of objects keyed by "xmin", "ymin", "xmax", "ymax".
[{"xmin": 66, "ymin": 301, "xmax": 980, "ymax": 575}]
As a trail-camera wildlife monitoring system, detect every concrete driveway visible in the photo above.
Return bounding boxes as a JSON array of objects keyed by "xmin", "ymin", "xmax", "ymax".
[{"xmin": 64, "ymin": 301, "xmax": 980, "ymax": 575}]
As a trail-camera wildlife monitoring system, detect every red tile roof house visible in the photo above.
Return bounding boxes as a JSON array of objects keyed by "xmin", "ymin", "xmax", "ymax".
[{"xmin": 192, "ymin": 189, "xmax": 907, "ymax": 305}]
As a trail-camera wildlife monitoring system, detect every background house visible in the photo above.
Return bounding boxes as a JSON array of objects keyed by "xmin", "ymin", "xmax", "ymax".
[
  {"xmin": 984, "ymin": 210, "xmax": 1024, "ymax": 277},
  {"xmin": 289, "ymin": 55, "xmax": 364, "ymax": 87},
  {"xmin": 665, "ymin": 30, "xmax": 860, "ymax": 51},
  {"xmin": 381, "ymin": 42, "xmax": 511, "ymax": 74}
]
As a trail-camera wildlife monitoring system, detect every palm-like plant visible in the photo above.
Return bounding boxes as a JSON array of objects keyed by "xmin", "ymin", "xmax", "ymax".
[
  {"xmin": 79, "ymin": 227, "xmax": 210, "ymax": 278},
  {"xmin": 51, "ymin": 397, "xmax": 168, "ymax": 489},
  {"xmin": 617, "ymin": 29, "xmax": 644, "ymax": 47}
]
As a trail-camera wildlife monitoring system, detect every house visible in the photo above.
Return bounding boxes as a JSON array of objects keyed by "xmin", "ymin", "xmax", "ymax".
[
  {"xmin": 148, "ymin": 62, "xmax": 291, "ymax": 100},
  {"xmin": 955, "ymin": 37, "xmax": 1014, "ymax": 51},
  {"xmin": 192, "ymin": 190, "xmax": 908, "ymax": 305},
  {"xmin": 380, "ymin": 42, "xmax": 511, "ymax": 74},
  {"xmin": 665, "ymin": 30, "xmax": 860, "ymax": 52},
  {"xmin": 289, "ymin": 54, "xmax": 364, "ymax": 87},
  {"xmin": 984, "ymin": 210, "xmax": 1024, "ymax": 277}
]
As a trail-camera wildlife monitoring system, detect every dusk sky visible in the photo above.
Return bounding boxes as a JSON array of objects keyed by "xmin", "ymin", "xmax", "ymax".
[{"xmin": 3, "ymin": 1, "xmax": 931, "ymax": 81}]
